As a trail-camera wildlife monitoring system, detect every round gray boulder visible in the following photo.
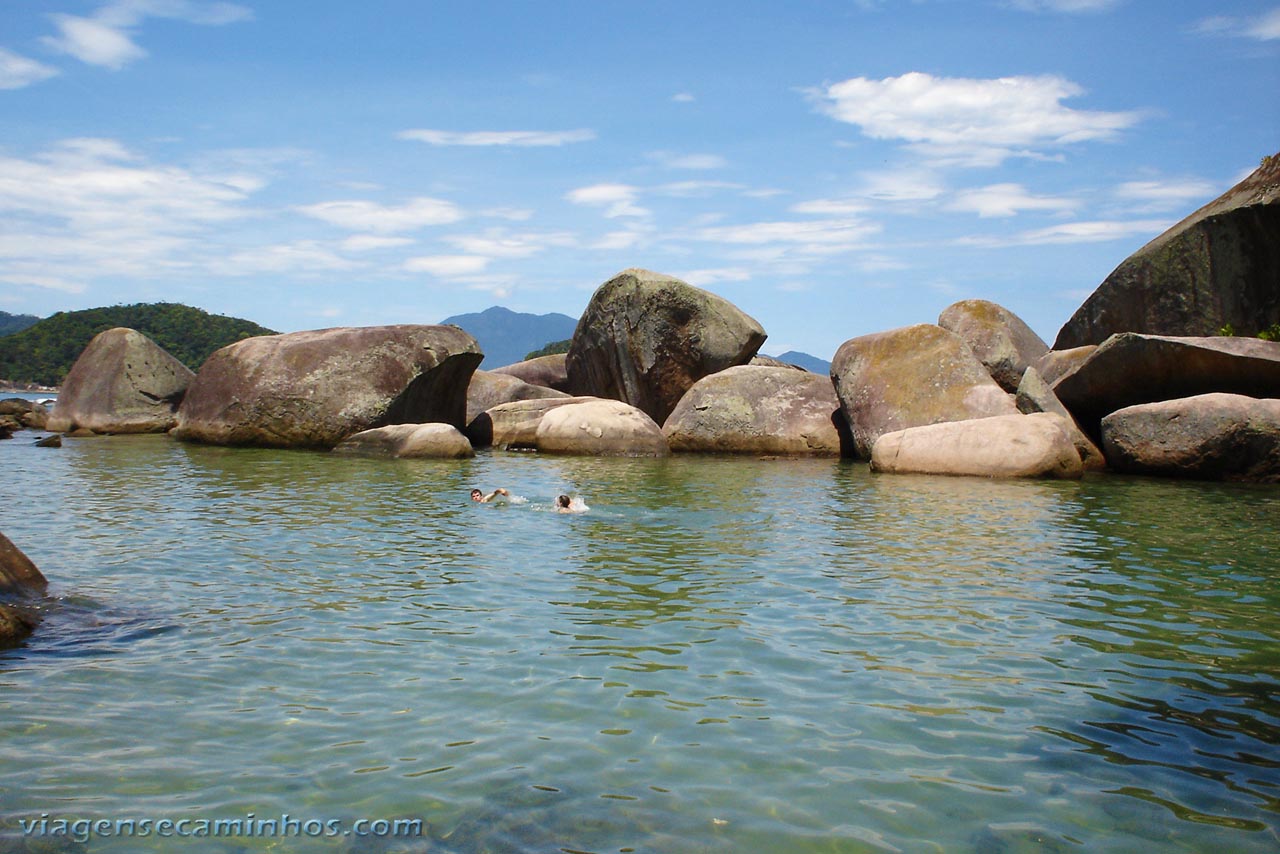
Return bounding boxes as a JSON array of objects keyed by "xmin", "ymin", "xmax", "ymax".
[
  {"xmin": 534, "ymin": 399, "xmax": 670, "ymax": 456},
  {"xmin": 333, "ymin": 423, "xmax": 474, "ymax": 459},
  {"xmin": 938, "ymin": 299, "xmax": 1049, "ymax": 392}
]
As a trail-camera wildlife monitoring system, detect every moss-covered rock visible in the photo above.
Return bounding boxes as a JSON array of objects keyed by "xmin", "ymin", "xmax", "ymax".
[{"xmin": 938, "ymin": 299, "xmax": 1048, "ymax": 392}]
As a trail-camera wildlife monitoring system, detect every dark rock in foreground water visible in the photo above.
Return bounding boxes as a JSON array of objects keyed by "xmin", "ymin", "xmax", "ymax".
[
  {"xmin": 46, "ymin": 327, "xmax": 193, "ymax": 435},
  {"xmin": 1101, "ymin": 393, "xmax": 1280, "ymax": 482},
  {"xmin": 173, "ymin": 325, "xmax": 482, "ymax": 449},
  {"xmin": 1, "ymin": 531, "xmax": 47, "ymax": 648}
]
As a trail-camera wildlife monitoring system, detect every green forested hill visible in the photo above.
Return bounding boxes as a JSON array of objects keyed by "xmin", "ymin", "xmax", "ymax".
[
  {"xmin": 0, "ymin": 303, "xmax": 276, "ymax": 386},
  {"xmin": 0, "ymin": 311, "xmax": 41, "ymax": 337}
]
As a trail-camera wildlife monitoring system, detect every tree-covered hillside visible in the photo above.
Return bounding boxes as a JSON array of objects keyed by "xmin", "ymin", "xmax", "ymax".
[
  {"xmin": 0, "ymin": 303, "xmax": 276, "ymax": 386},
  {"xmin": 0, "ymin": 312, "xmax": 41, "ymax": 337}
]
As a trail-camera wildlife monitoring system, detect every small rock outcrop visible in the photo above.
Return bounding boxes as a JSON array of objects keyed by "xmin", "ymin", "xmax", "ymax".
[
  {"xmin": 566, "ymin": 269, "xmax": 767, "ymax": 425},
  {"xmin": 534, "ymin": 399, "xmax": 670, "ymax": 456},
  {"xmin": 663, "ymin": 365, "xmax": 849, "ymax": 455},
  {"xmin": 466, "ymin": 370, "xmax": 569, "ymax": 426},
  {"xmin": 1101, "ymin": 393, "xmax": 1280, "ymax": 482},
  {"xmin": 1055, "ymin": 153, "xmax": 1280, "ymax": 348},
  {"xmin": 467, "ymin": 397, "xmax": 601, "ymax": 449},
  {"xmin": 870, "ymin": 413, "xmax": 1083, "ymax": 479},
  {"xmin": 490, "ymin": 355, "xmax": 570, "ymax": 392},
  {"xmin": 333, "ymin": 423, "xmax": 475, "ymax": 459},
  {"xmin": 1052, "ymin": 333, "xmax": 1280, "ymax": 434},
  {"xmin": 45, "ymin": 328, "xmax": 194, "ymax": 434},
  {"xmin": 938, "ymin": 299, "xmax": 1049, "ymax": 392},
  {"xmin": 1016, "ymin": 367, "xmax": 1107, "ymax": 471},
  {"xmin": 0, "ymin": 399, "xmax": 49, "ymax": 431},
  {"xmin": 1, "ymin": 532, "xmax": 47, "ymax": 648},
  {"xmin": 173, "ymin": 325, "xmax": 482, "ymax": 449},
  {"xmin": 830, "ymin": 324, "xmax": 1019, "ymax": 458},
  {"xmin": 1035, "ymin": 346, "xmax": 1096, "ymax": 386}
]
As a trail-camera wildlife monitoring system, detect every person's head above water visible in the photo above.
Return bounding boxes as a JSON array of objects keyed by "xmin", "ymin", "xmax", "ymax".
[
  {"xmin": 556, "ymin": 494, "xmax": 571, "ymax": 509},
  {"xmin": 470, "ymin": 489, "xmax": 483, "ymax": 501}
]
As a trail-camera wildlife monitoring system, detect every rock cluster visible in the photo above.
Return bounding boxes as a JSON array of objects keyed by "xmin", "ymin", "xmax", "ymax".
[{"xmin": 1, "ymin": 532, "xmax": 47, "ymax": 648}]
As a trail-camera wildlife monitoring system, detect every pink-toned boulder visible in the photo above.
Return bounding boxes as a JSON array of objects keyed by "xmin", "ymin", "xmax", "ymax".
[
  {"xmin": 173, "ymin": 325, "xmax": 482, "ymax": 449},
  {"xmin": 1101, "ymin": 393, "xmax": 1280, "ymax": 482},
  {"xmin": 938, "ymin": 299, "xmax": 1049, "ymax": 392},
  {"xmin": 1016, "ymin": 367, "xmax": 1107, "ymax": 471},
  {"xmin": 46, "ymin": 328, "xmax": 194, "ymax": 434},
  {"xmin": 870, "ymin": 413, "xmax": 1083, "ymax": 479},
  {"xmin": 534, "ymin": 399, "xmax": 670, "ymax": 456},
  {"xmin": 566, "ymin": 269, "xmax": 766, "ymax": 424},
  {"xmin": 466, "ymin": 370, "xmax": 569, "ymax": 425},
  {"xmin": 333, "ymin": 423, "xmax": 474, "ymax": 459},
  {"xmin": 663, "ymin": 365, "xmax": 848, "ymax": 455},
  {"xmin": 490, "ymin": 354, "xmax": 570, "ymax": 392},
  {"xmin": 830, "ymin": 324, "xmax": 1019, "ymax": 458},
  {"xmin": 468, "ymin": 396, "xmax": 602, "ymax": 449}
]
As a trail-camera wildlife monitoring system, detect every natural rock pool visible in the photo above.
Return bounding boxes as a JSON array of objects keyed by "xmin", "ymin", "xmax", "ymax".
[{"xmin": 1, "ymin": 435, "xmax": 1277, "ymax": 852}]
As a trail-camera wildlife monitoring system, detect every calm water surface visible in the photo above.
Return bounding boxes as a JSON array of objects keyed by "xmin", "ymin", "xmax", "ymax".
[{"xmin": 0, "ymin": 434, "xmax": 1277, "ymax": 853}]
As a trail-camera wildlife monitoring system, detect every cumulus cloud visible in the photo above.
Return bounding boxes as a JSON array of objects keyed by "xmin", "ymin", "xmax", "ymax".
[
  {"xmin": 297, "ymin": 197, "xmax": 463, "ymax": 233},
  {"xmin": 396, "ymin": 129, "xmax": 596, "ymax": 146},
  {"xmin": 813, "ymin": 72, "xmax": 1141, "ymax": 166},
  {"xmin": 946, "ymin": 183, "xmax": 1079, "ymax": 217},
  {"xmin": 565, "ymin": 183, "xmax": 649, "ymax": 218},
  {"xmin": 0, "ymin": 48, "xmax": 60, "ymax": 89},
  {"xmin": 42, "ymin": 0, "xmax": 251, "ymax": 70}
]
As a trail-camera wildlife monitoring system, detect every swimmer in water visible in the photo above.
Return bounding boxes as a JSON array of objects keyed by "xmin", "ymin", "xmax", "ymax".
[
  {"xmin": 471, "ymin": 488, "xmax": 509, "ymax": 503},
  {"xmin": 555, "ymin": 494, "xmax": 572, "ymax": 513}
]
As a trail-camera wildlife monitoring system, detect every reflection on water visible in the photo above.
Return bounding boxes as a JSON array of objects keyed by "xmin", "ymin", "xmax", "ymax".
[{"xmin": 0, "ymin": 437, "xmax": 1277, "ymax": 853}]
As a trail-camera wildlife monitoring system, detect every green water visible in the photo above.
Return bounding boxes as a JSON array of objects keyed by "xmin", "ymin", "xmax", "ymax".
[{"xmin": 1, "ymin": 434, "xmax": 1277, "ymax": 853}]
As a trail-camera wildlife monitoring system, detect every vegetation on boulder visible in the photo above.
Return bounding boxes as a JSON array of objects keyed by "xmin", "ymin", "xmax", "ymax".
[{"xmin": 0, "ymin": 303, "xmax": 276, "ymax": 386}]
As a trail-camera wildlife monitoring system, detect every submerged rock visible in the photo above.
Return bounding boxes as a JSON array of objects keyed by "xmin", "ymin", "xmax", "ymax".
[
  {"xmin": 663, "ymin": 365, "xmax": 848, "ymax": 455},
  {"xmin": 1, "ymin": 532, "xmax": 47, "ymax": 649},
  {"xmin": 1055, "ymin": 152, "xmax": 1280, "ymax": 348},
  {"xmin": 1101, "ymin": 393, "xmax": 1280, "ymax": 482},
  {"xmin": 333, "ymin": 423, "xmax": 475, "ymax": 459},
  {"xmin": 870, "ymin": 413, "xmax": 1083, "ymax": 479},
  {"xmin": 1052, "ymin": 333, "xmax": 1280, "ymax": 434},
  {"xmin": 566, "ymin": 268, "xmax": 766, "ymax": 424},
  {"xmin": 830, "ymin": 323, "xmax": 1018, "ymax": 459},
  {"xmin": 173, "ymin": 325, "xmax": 482, "ymax": 449},
  {"xmin": 45, "ymin": 327, "xmax": 194, "ymax": 434},
  {"xmin": 938, "ymin": 299, "xmax": 1049, "ymax": 392},
  {"xmin": 534, "ymin": 399, "xmax": 670, "ymax": 456}
]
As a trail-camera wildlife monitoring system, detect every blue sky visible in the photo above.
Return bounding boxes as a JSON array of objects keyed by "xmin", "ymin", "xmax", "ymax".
[{"xmin": 2, "ymin": 1, "xmax": 1277, "ymax": 359}]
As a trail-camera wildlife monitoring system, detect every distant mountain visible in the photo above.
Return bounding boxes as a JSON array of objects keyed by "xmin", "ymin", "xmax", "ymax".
[
  {"xmin": 768, "ymin": 350, "xmax": 831, "ymax": 375},
  {"xmin": 0, "ymin": 311, "xmax": 41, "ymax": 337},
  {"xmin": 441, "ymin": 306, "xmax": 578, "ymax": 369},
  {"xmin": 0, "ymin": 303, "xmax": 276, "ymax": 387}
]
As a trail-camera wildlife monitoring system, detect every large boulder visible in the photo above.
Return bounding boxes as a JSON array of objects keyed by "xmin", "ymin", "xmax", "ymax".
[
  {"xmin": 534, "ymin": 399, "xmax": 670, "ymax": 456},
  {"xmin": 938, "ymin": 299, "xmax": 1049, "ymax": 392},
  {"xmin": 45, "ymin": 328, "xmax": 194, "ymax": 434},
  {"xmin": 1016, "ymin": 367, "xmax": 1107, "ymax": 471},
  {"xmin": 1052, "ymin": 333, "xmax": 1280, "ymax": 434},
  {"xmin": 1, "ymin": 532, "xmax": 47, "ymax": 648},
  {"xmin": 1101, "ymin": 393, "xmax": 1280, "ymax": 482},
  {"xmin": 830, "ymin": 324, "xmax": 1019, "ymax": 459},
  {"xmin": 1055, "ymin": 153, "xmax": 1280, "ymax": 348},
  {"xmin": 663, "ymin": 365, "xmax": 849, "ymax": 455},
  {"xmin": 467, "ymin": 396, "xmax": 601, "ymax": 449},
  {"xmin": 173, "ymin": 325, "xmax": 482, "ymax": 449},
  {"xmin": 870, "ymin": 413, "xmax": 1083, "ymax": 479},
  {"xmin": 466, "ymin": 370, "xmax": 569, "ymax": 425},
  {"xmin": 490, "ymin": 354, "xmax": 570, "ymax": 392},
  {"xmin": 333, "ymin": 423, "xmax": 474, "ymax": 459},
  {"xmin": 566, "ymin": 269, "xmax": 767, "ymax": 424}
]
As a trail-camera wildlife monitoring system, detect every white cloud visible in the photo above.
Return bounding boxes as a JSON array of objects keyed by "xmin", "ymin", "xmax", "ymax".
[
  {"xmin": 220, "ymin": 241, "xmax": 358, "ymax": 275},
  {"xmin": 565, "ymin": 183, "xmax": 649, "ymax": 218},
  {"xmin": 297, "ymin": 197, "xmax": 463, "ymax": 232},
  {"xmin": 790, "ymin": 199, "xmax": 868, "ymax": 215},
  {"xmin": 857, "ymin": 168, "xmax": 946, "ymax": 202},
  {"xmin": 396, "ymin": 129, "xmax": 596, "ymax": 146},
  {"xmin": 0, "ymin": 48, "xmax": 60, "ymax": 89},
  {"xmin": 946, "ymin": 183, "xmax": 1079, "ymax": 217},
  {"xmin": 1113, "ymin": 178, "xmax": 1217, "ymax": 210},
  {"xmin": 654, "ymin": 180, "xmax": 744, "ymax": 197},
  {"xmin": 647, "ymin": 151, "xmax": 729, "ymax": 170},
  {"xmin": 957, "ymin": 219, "xmax": 1171, "ymax": 247},
  {"xmin": 590, "ymin": 228, "xmax": 650, "ymax": 251},
  {"xmin": 1005, "ymin": 0, "xmax": 1121, "ymax": 12},
  {"xmin": 814, "ymin": 72, "xmax": 1141, "ymax": 166},
  {"xmin": 42, "ymin": 1, "xmax": 251, "ymax": 70},
  {"xmin": 445, "ymin": 230, "xmax": 575, "ymax": 258},
  {"xmin": 340, "ymin": 235, "xmax": 415, "ymax": 252},
  {"xmin": 678, "ymin": 267, "xmax": 753, "ymax": 285},
  {"xmin": 697, "ymin": 217, "xmax": 880, "ymax": 253},
  {"xmin": 403, "ymin": 255, "xmax": 490, "ymax": 276},
  {"xmin": 672, "ymin": 92, "xmax": 696, "ymax": 103},
  {"xmin": 1196, "ymin": 8, "xmax": 1280, "ymax": 40}
]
